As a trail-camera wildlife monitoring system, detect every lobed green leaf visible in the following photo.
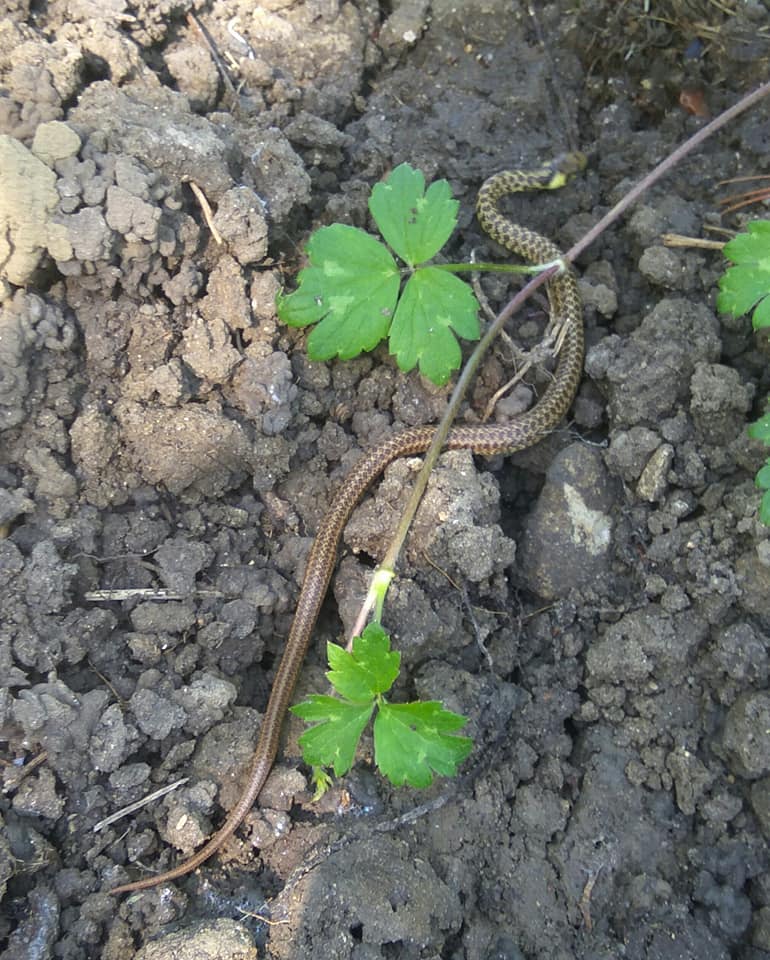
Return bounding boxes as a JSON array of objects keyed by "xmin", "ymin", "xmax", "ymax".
[
  {"xmin": 753, "ymin": 294, "xmax": 770, "ymax": 330},
  {"xmin": 326, "ymin": 624, "xmax": 401, "ymax": 702},
  {"xmin": 277, "ymin": 224, "xmax": 400, "ymax": 359},
  {"xmin": 722, "ymin": 219, "xmax": 770, "ymax": 264},
  {"xmin": 373, "ymin": 700, "xmax": 472, "ymax": 788},
  {"xmin": 717, "ymin": 264, "xmax": 770, "ymax": 322},
  {"xmin": 748, "ymin": 413, "xmax": 770, "ymax": 443},
  {"xmin": 756, "ymin": 460, "xmax": 770, "ymax": 490},
  {"xmin": 389, "ymin": 267, "xmax": 480, "ymax": 385},
  {"xmin": 369, "ymin": 163, "xmax": 459, "ymax": 266},
  {"xmin": 718, "ymin": 221, "xmax": 770, "ymax": 329},
  {"xmin": 290, "ymin": 695, "xmax": 374, "ymax": 777}
]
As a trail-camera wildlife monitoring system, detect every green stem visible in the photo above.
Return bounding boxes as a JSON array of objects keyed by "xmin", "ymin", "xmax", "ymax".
[
  {"xmin": 371, "ymin": 568, "xmax": 394, "ymax": 624},
  {"xmin": 350, "ymin": 279, "xmax": 523, "ymax": 640},
  {"xmin": 429, "ymin": 261, "xmax": 535, "ymax": 275}
]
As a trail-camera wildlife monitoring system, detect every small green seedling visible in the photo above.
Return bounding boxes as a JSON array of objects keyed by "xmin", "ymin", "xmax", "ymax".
[
  {"xmin": 291, "ymin": 623, "xmax": 472, "ymax": 792},
  {"xmin": 717, "ymin": 220, "xmax": 770, "ymax": 525},
  {"xmin": 277, "ymin": 162, "xmax": 481, "ymax": 386}
]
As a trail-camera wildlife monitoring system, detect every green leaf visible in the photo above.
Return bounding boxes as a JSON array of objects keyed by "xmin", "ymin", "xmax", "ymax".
[
  {"xmin": 753, "ymin": 293, "xmax": 770, "ymax": 330},
  {"xmin": 373, "ymin": 701, "xmax": 473, "ymax": 788},
  {"xmin": 326, "ymin": 624, "xmax": 401, "ymax": 702},
  {"xmin": 718, "ymin": 221, "xmax": 770, "ymax": 327},
  {"xmin": 277, "ymin": 224, "xmax": 400, "ymax": 359},
  {"xmin": 389, "ymin": 267, "xmax": 480, "ymax": 385},
  {"xmin": 760, "ymin": 488, "xmax": 770, "ymax": 526},
  {"xmin": 369, "ymin": 163, "xmax": 459, "ymax": 266},
  {"xmin": 290, "ymin": 695, "xmax": 374, "ymax": 776},
  {"xmin": 722, "ymin": 220, "xmax": 770, "ymax": 262},
  {"xmin": 756, "ymin": 460, "xmax": 770, "ymax": 490},
  {"xmin": 748, "ymin": 413, "xmax": 770, "ymax": 443},
  {"xmin": 717, "ymin": 264, "xmax": 770, "ymax": 321}
]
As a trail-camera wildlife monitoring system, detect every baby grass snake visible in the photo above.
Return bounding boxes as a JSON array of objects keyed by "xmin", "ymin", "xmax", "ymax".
[{"xmin": 109, "ymin": 153, "xmax": 586, "ymax": 895}]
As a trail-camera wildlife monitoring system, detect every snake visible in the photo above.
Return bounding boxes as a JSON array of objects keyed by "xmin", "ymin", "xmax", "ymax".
[{"xmin": 108, "ymin": 153, "xmax": 586, "ymax": 896}]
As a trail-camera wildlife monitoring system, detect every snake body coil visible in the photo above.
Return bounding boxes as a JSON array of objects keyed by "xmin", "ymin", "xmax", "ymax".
[{"xmin": 109, "ymin": 155, "xmax": 586, "ymax": 895}]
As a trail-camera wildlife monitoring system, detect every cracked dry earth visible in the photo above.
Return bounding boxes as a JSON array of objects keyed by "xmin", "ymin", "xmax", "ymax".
[{"xmin": 1, "ymin": 1, "xmax": 770, "ymax": 958}]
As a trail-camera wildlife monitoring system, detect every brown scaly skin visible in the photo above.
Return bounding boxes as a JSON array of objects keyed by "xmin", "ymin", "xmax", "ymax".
[{"xmin": 108, "ymin": 155, "xmax": 586, "ymax": 895}]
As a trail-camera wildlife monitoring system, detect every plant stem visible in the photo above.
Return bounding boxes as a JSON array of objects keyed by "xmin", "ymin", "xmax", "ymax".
[
  {"xmin": 430, "ymin": 261, "xmax": 535, "ymax": 275},
  {"xmin": 348, "ymin": 303, "xmax": 505, "ymax": 638},
  {"xmin": 348, "ymin": 78, "xmax": 770, "ymax": 643}
]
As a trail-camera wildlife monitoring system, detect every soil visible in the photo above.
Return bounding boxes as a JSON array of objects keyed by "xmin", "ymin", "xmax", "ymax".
[{"xmin": 1, "ymin": 1, "xmax": 770, "ymax": 958}]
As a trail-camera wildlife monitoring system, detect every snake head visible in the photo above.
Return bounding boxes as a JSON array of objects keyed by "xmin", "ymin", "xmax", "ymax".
[{"xmin": 546, "ymin": 152, "xmax": 588, "ymax": 188}]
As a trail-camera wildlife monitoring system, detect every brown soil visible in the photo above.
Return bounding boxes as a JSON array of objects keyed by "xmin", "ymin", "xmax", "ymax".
[{"xmin": 1, "ymin": 1, "xmax": 769, "ymax": 959}]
